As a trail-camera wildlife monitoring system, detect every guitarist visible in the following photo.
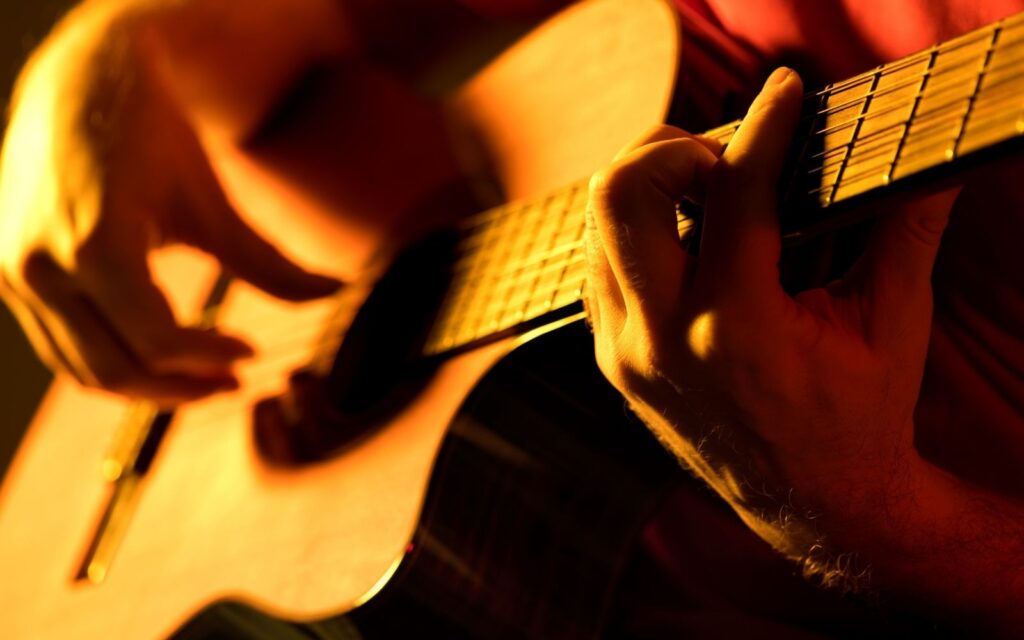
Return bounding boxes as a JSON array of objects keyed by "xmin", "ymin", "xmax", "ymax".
[{"xmin": 0, "ymin": 0, "xmax": 1020, "ymax": 636}]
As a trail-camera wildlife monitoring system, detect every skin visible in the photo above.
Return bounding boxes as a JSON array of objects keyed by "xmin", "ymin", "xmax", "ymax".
[
  {"xmin": 0, "ymin": 0, "xmax": 484, "ymax": 406},
  {"xmin": 584, "ymin": 68, "xmax": 1024, "ymax": 633},
  {"xmin": 2, "ymin": 0, "xmax": 1021, "ymax": 632}
]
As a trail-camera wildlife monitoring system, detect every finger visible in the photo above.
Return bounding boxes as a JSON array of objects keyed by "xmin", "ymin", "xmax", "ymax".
[
  {"xmin": 614, "ymin": 124, "xmax": 724, "ymax": 161},
  {"xmin": 22, "ymin": 253, "xmax": 238, "ymax": 405},
  {"xmin": 700, "ymin": 67, "xmax": 803, "ymax": 308},
  {"xmin": 185, "ymin": 185, "xmax": 342, "ymax": 301},
  {"xmin": 76, "ymin": 240, "xmax": 254, "ymax": 377},
  {"xmin": 583, "ymin": 201, "xmax": 624, "ymax": 337},
  {"xmin": 588, "ymin": 137, "xmax": 718, "ymax": 324},
  {"xmin": 1, "ymin": 273, "xmax": 77, "ymax": 377},
  {"xmin": 855, "ymin": 187, "xmax": 959, "ymax": 347}
]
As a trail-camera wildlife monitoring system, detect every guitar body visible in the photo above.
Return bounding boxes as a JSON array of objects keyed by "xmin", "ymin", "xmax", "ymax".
[{"xmin": 0, "ymin": 1, "xmax": 684, "ymax": 638}]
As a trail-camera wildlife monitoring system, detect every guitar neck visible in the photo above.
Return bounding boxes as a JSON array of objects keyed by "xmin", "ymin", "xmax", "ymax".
[{"xmin": 424, "ymin": 11, "xmax": 1024, "ymax": 357}]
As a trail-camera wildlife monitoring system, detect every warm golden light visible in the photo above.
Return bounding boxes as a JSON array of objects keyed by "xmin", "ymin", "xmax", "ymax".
[{"xmin": 687, "ymin": 311, "xmax": 716, "ymax": 361}]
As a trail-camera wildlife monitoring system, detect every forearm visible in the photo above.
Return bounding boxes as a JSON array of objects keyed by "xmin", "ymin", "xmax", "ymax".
[
  {"xmin": 822, "ymin": 454, "xmax": 1024, "ymax": 634},
  {"xmin": 640, "ymin": 401, "xmax": 1024, "ymax": 634}
]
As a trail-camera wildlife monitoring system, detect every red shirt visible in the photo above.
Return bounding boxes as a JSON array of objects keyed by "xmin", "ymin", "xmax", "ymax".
[{"xmin": 465, "ymin": 1, "xmax": 1024, "ymax": 635}]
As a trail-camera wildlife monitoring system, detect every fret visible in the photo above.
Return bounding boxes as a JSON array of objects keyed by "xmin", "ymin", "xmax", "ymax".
[
  {"xmin": 887, "ymin": 47, "xmax": 936, "ymax": 182},
  {"xmin": 951, "ymin": 24, "xmax": 1002, "ymax": 158},
  {"xmin": 429, "ymin": 202, "xmax": 521, "ymax": 351},
  {"xmin": 464, "ymin": 205, "xmax": 535, "ymax": 341},
  {"xmin": 837, "ymin": 69, "xmax": 883, "ymax": 203},
  {"xmin": 500, "ymin": 189, "xmax": 573, "ymax": 326},
  {"xmin": 817, "ymin": 74, "xmax": 876, "ymax": 205},
  {"xmin": 550, "ymin": 254, "xmax": 587, "ymax": 310},
  {"xmin": 960, "ymin": 18, "xmax": 1024, "ymax": 155},
  {"xmin": 425, "ymin": 12, "xmax": 1024, "ymax": 358},
  {"xmin": 434, "ymin": 210, "xmax": 508, "ymax": 349},
  {"xmin": 514, "ymin": 186, "xmax": 577, "ymax": 322},
  {"xmin": 829, "ymin": 55, "xmax": 933, "ymax": 201},
  {"xmin": 878, "ymin": 35, "xmax": 989, "ymax": 180}
]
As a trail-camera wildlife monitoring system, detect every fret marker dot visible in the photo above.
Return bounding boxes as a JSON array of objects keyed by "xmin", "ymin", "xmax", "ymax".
[
  {"xmin": 880, "ymin": 173, "xmax": 890, "ymax": 186},
  {"xmin": 944, "ymin": 147, "xmax": 955, "ymax": 161}
]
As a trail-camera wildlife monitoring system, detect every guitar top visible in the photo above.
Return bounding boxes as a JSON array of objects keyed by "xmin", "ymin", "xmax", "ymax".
[{"xmin": 2, "ymin": 0, "xmax": 1024, "ymax": 637}]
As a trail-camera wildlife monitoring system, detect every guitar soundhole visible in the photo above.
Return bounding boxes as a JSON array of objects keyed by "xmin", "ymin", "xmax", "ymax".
[{"xmin": 253, "ymin": 232, "xmax": 456, "ymax": 466}]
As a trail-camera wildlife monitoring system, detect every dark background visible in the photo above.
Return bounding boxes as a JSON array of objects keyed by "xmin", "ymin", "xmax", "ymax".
[{"xmin": 0, "ymin": 1, "xmax": 75, "ymax": 477}]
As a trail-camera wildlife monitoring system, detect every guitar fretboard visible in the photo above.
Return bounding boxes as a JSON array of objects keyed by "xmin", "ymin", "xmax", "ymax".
[{"xmin": 423, "ymin": 12, "xmax": 1024, "ymax": 356}]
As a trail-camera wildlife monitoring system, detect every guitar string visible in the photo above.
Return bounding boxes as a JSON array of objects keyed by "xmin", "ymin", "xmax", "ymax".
[
  {"xmin": 452, "ymin": 63, "xmax": 1024, "ymax": 277},
  {"xmin": 455, "ymin": 26, "xmax": 1023, "ymax": 236},
  {"xmin": 451, "ymin": 63, "xmax": 1024, "ymax": 287},
  {"xmin": 186, "ymin": 20, "xmax": 1024, "ymax": 354},
  {"xmin": 190, "ymin": 97, "xmax": 1019, "ymax": 377},
  {"xmin": 441, "ymin": 107, "xmax": 1023, "ymax": 344},
  {"xmin": 807, "ymin": 42, "xmax": 1022, "ymax": 173}
]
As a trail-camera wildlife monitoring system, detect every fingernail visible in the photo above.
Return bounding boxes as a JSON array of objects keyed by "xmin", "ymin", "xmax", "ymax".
[{"xmin": 767, "ymin": 67, "xmax": 794, "ymax": 86}]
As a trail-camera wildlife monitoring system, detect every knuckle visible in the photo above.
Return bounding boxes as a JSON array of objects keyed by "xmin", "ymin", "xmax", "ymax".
[{"xmin": 588, "ymin": 161, "xmax": 643, "ymax": 211}]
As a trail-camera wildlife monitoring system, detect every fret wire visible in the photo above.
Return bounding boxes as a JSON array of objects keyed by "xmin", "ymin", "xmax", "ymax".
[
  {"xmin": 450, "ymin": 206, "xmax": 527, "ymax": 345},
  {"xmin": 465, "ymin": 212, "xmax": 524, "ymax": 339},
  {"xmin": 444, "ymin": 211, "xmax": 509, "ymax": 344},
  {"xmin": 453, "ymin": 227, "xmax": 583, "ymax": 281},
  {"xmin": 809, "ymin": 45, "xmax": 1014, "ymax": 143},
  {"xmin": 810, "ymin": 127, "xmax": 903, "ymax": 177},
  {"xmin": 451, "ymin": 200, "xmax": 581, "ymax": 276},
  {"xmin": 536, "ymin": 189, "xmax": 585, "ymax": 317},
  {"xmin": 455, "ymin": 56, "xmax": 1024, "ymax": 260},
  {"xmin": 450, "ymin": 48, "xmax": 1024, "ymax": 261},
  {"xmin": 809, "ymin": 101, "xmax": 910, "ymax": 167},
  {"xmin": 546, "ymin": 207, "xmax": 587, "ymax": 311},
  {"xmin": 471, "ymin": 198, "xmax": 577, "ymax": 339},
  {"xmin": 887, "ymin": 46, "xmax": 936, "ymax": 182},
  {"xmin": 810, "ymin": 100, "xmax": 1023, "ymax": 197},
  {"xmin": 496, "ymin": 243, "xmax": 584, "ymax": 312},
  {"xmin": 456, "ymin": 41, "xmax": 1024, "ymax": 256},
  {"xmin": 454, "ymin": 15, "xmax": 1024, "ymax": 250},
  {"xmin": 813, "ymin": 70, "xmax": 1004, "ymax": 177},
  {"xmin": 427, "ymin": 14, "xmax": 1024, "ymax": 354},
  {"xmin": 499, "ymin": 196, "xmax": 560, "ymax": 326},
  {"xmin": 518, "ymin": 186, "xmax": 575, "ymax": 318},
  {"xmin": 808, "ymin": 28, "xmax": 1022, "ymax": 123},
  {"xmin": 807, "ymin": 11, "xmax": 1024, "ymax": 100},
  {"xmin": 849, "ymin": 71, "xmax": 1024, "ymax": 180},
  {"xmin": 468, "ymin": 204, "xmax": 575, "ymax": 302},
  {"xmin": 952, "ymin": 24, "xmax": 1003, "ymax": 158},
  {"xmin": 826, "ymin": 68, "xmax": 882, "ymax": 205}
]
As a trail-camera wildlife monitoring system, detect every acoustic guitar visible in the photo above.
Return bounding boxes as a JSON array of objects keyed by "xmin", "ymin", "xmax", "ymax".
[{"xmin": 1, "ymin": 0, "xmax": 1022, "ymax": 637}]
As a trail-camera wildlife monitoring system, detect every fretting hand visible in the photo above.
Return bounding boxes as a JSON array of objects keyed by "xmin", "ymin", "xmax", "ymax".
[{"xmin": 584, "ymin": 67, "xmax": 958, "ymax": 568}]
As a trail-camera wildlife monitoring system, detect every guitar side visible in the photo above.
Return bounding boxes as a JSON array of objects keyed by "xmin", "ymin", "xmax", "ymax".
[{"xmin": 0, "ymin": 1, "xmax": 682, "ymax": 638}]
